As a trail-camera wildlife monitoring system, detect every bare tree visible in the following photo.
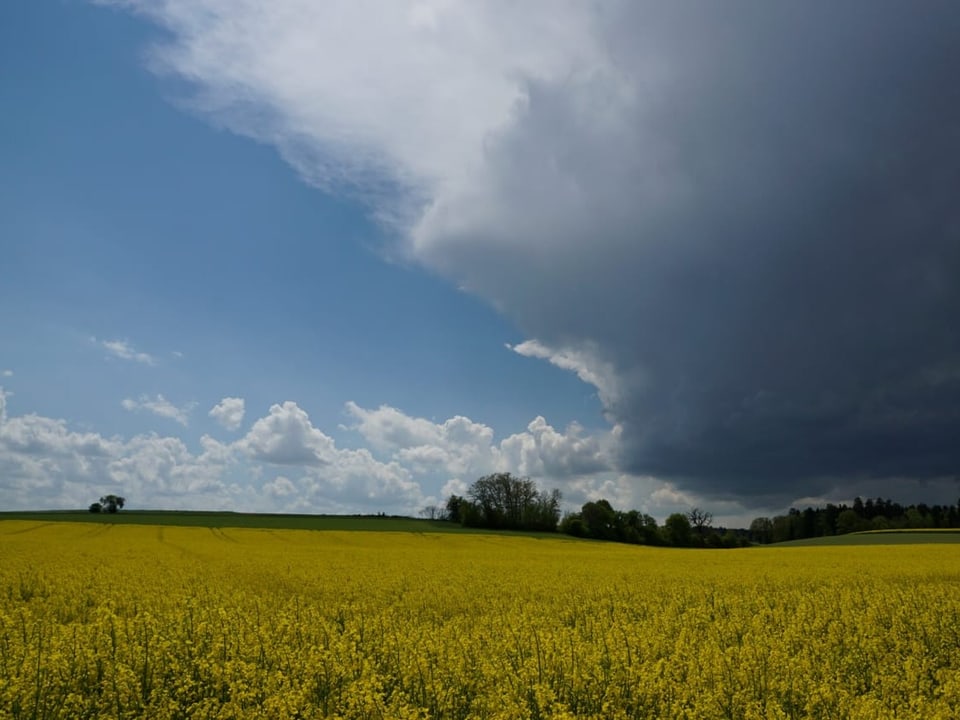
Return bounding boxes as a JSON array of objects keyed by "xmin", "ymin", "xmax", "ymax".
[
  {"xmin": 687, "ymin": 507, "xmax": 713, "ymax": 536},
  {"xmin": 419, "ymin": 505, "xmax": 441, "ymax": 520}
]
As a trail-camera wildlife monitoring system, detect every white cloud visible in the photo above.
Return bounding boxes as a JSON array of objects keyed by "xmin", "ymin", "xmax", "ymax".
[
  {"xmin": 106, "ymin": 433, "xmax": 227, "ymax": 497},
  {"xmin": 209, "ymin": 396, "xmax": 245, "ymax": 431},
  {"xmin": 0, "ymin": 390, "xmax": 424, "ymax": 514},
  {"xmin": 440, "ymin": 478, "xmax": 468, "ymax": 499},
  {"xmin": 263, "ymin": 475, "xmax": 296, "ymax": 498},
  {"xmin": 107, "ymin": 0, "xmax": 600, "ymax": 225},
  {"xmin": 345, "ymin": 401, "xmax": 613, "ymax": 487},
  {"xmin": 300, "ymin": 449, "xmax": 423, "ymax": 513},
  {"xmin": 509, "ymin": 340, "xmax": 621, "ymax": 408},
  {"xmin": 237, "ymin": 401, "xmax": 425, "ymax": 512},
  {"xmin": 102, "ymin": 0, "xmax": 960, "ymax": 503},
  {"xmin": 5, "ymin": 385, "xmax": 960, "ymax": 522},
  {"xmin": 95, "ymin": 338, "xmax": 157, "ymax": 365},
  {"xmin": 237, "ymin": 401, "xmax": 336, "ymax": 466},
  {"xmin": 0, "ymin": 388, "xmax": 228, "ymax": 510},
  {"xmin": 345, "ymin": 401, "xmax": 498, "ymax": 477},
  {"xmin": 122, "ymin": 394, "xmax": 197, "ymax": 426},
  {"xmin": 500, "ymin": 416, "xmax": 610, "ymax": 479},
  {"xmin": 1, "ymin": 370, "xmax": 12, "ymax": 377}
]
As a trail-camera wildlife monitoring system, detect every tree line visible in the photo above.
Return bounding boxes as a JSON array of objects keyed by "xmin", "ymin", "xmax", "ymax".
[
  {"xmin": 559, "ymin": 499, "xmax": 749, "ymax": 548},
  {"xmin": 433, "ymin": 473, "xmax": 748, "ymax": 547},
  {"xmin": 747, "ymin": 497, "xmax": 960, "ymax": 544}
]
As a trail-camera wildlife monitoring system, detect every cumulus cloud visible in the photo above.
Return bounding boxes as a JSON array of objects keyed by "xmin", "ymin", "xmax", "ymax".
[
  {"xmin": 500, "ymin": 416, "xmax": 610, "ymax": 479},
  {"xmin": 106, "ymin": 1, "xmax": 960, "ymax": 507},
  {"xmin": 95, "ymin": 338, "xmax": 157, "ymax": 365},
  {"xmin": 345, "ymin": 401, "xmax": 498, "ymax": 477},
  {"xmin": 0, "ymin": 391, "xmax": 425, "ymax": 514},
  {"xmin": 122, "ymin": 394, "xmax": 197, "ymax": 426},
  {"xmin": 236, "ymin": 401, "xmax": 426, "ymax": 512},
  {"xmin": 237, "ymin": 401, "xmax": 336, "ymax": 466},
  {"xmin": 1, "ymin": 370, "xmax": 12, "ymax": 377},
  {"xmin": 263, "ymin": 475, "xmax": 296, "ymax": 498},
  {"xmin": 0, "ymin": 387, "xmax": 226, "ymax": 510},
  {"xmin": 4, "ymin": 385, "xmax": 960, "ymax": 523},
  {"xmin": 209, "ymin": 396, "xmax": 245, "ymax": 431},
  {"xmin": 345, "ymin": 401, "xmax": 613, "ymax": 489}
]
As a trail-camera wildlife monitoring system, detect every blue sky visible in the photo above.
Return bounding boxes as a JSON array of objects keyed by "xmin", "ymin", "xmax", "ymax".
[
  {"xmin": 3, "ymin": 1, "xmax": 959, "ymax": 523},
  {"xmin": 2, "ymin": 0, "xmax": 598, "ymax": 435},
  {"xmin": 1, "ymin": 0, "xmax": 623, "ymax": 519}
]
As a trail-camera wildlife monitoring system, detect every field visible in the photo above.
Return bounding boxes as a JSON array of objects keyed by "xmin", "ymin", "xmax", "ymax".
[
  {"xmin": 776, "ymin": 529, "xmax": 960, "ymax": 546},
  {"xmin": 3, "ymin": 521, "xmax": 960, "ymax": 719},
  {"xmin": 0, "ymin": 511, "xmax": 465, "ymax": 533}
]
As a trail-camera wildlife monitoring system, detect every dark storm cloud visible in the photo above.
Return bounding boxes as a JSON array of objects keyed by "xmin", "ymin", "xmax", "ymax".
[
  {"xmin": 113, "ymin": 0, "xmax": 960, "ymax": 505},
  {"xmin": 418, "ymin": 3, "xmax": 960, "ymax": 502}
]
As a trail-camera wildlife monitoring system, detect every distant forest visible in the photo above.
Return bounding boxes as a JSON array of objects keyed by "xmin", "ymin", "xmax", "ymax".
[
  {"xmin": 438, "ymin": 473, "xmax": 750, "ymax": 548},
  {"xmin": 437, "ymin": 475, "xmax": 960, "ymax": 548},
  {"xmin": 747, "ymin": 497, "xmax": 960, "ymax": 544}
]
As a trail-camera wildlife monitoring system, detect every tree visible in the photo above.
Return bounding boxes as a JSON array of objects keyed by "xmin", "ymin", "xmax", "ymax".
[
  {"xmin": 530, "ymin": 488, "xmax": 563, "ymax": 531},
  {"xmin": 88, "ymin": 502, "xmax": 102, "ymax": 513},
  {"xmin": 99, "ymin": 495, "xmax": 126, "ymax": 513},
  {"xmin": 419, "ymin": 505, "xmax": 442, "ymax": 520},
  {"xmin": 459, "ymin": 473, "xmax": 561, "ymax": 531},
  {"xmin": 835, "ymin": 508, "xmax": 863, "ymax": 535},
  {"xmin": 638, "ymin": 512, "xmax": 661, "ymax": 545},
  {"xmin": 749, "ymin": 517, "xmax": 774, "ymax": 544},
  {"xmin": 664, "ymin": 513, "xmax": 693, "ymax": 547},
  {"xmin": 905, "ymin": 507, "xmax": 927, "ymax": 529},
  {"xmin": 687, "ymin": 508, "xmax": 713, "ymax": 537},
  {"xmin": 559, "ymin": 512, "xmax": 587, "ymax": 537},
  {"xmin": 445, "ymin": 494, "xmax": 464, "ymax": 523},
  {"xmin": 581, "ymin": 499, "xmax": 617, "ymax": 540}
]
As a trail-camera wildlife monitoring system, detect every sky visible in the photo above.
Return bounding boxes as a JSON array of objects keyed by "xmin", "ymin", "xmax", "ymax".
[{"xmin": 2, "ymin": 1, "xmax": 959, "ymax": 526}]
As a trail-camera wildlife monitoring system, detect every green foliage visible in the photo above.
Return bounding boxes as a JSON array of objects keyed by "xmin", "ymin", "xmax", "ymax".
[
  {"xmin": 664, "ymin": 513, "xmax": 694, "ymax": 547},
  {"xmin": 580, "ymin": 499, "xmax": 617, "ymax": 540},
  {"xmin": 749, "ymin": 517, "xmax": 774, "ymax": 544},
  {"xmin": 560, "ymin": 499, "xmax": 739, "ymax": 548},
  {"xmin": 558, "ymin": 513, "xmax": 587, "ymax": 537},
  {"xmin": 458, "ymin": 473, "xmax": 561, "ymax": 532},
  {"xmin": 836, "ymin": 509, "xmax": 864, "ymax": 535},
  {"xmin": 749, "ymin": 497, "xmax": 960, "ymax": 544},
  {"xmin": 444, "ymin": 494, "xmax": 464, "ymax": 524},
  {"xmin": 99, "ymin": 494, "xmax": 126, "ymax": 513}
]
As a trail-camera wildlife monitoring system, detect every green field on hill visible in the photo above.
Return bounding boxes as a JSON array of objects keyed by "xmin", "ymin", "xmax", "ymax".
[
  {"xmin": 0, "ymin": 509, "xmax": 460, "ymax": 532},
  {"xmin": 0, "ymin": 509, "xmax": 559, "ymax": 536},
  {"xmin": 5, "ymin": 510, "xmax": 960, "ymax": 545},
  {"xmin": 776, "ymin": 528, "xmax": 960, "ymax": 546}
]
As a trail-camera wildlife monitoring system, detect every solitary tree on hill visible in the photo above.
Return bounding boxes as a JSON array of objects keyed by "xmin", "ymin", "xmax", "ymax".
[{"xmin": 98, "ymin": 495, "xmax": 126, "ymax": 513}]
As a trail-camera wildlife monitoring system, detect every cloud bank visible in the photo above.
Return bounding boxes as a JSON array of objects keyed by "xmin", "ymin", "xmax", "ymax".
[
  {"xmin": 106, "ymin": 1, "xmax": 960, "ymax": 505},
  {"xmin": 1, "ymin": 388, "xmax": 650, "ymax": 518}
]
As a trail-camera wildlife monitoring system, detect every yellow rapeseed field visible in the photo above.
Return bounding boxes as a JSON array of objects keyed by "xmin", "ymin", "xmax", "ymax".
[{"xmin": 2, "ymin": 521, "xmax": 960, "ymax": 719}]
